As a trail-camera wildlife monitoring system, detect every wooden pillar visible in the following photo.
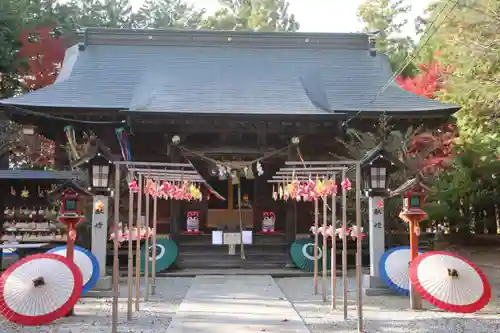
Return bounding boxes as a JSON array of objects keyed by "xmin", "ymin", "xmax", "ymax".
[
  {"xmin": 285, "ymin": 147, "xmax": 295, "ymax": 244},
  {"xmin": 169, "ymin": 145, "xmax": 182, "ymax": 240}
]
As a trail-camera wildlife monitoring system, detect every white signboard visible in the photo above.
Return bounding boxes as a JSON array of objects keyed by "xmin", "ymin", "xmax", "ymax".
[
  {"xmin": 242, "ymin": 230, "xmax": 253, "ymax": 245},
  {"xmin": 224, "ymin": 233, "xmax": 241, "ymax": 245},
  {"xmin": 212, "ymin": 231, "xmax": 223, "ymax": 245}
]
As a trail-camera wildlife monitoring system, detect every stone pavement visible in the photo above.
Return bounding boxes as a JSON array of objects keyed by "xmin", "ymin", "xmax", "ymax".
[{"xmin": 165, "ymin": 275, "xmax": 311, "ymax": 333}]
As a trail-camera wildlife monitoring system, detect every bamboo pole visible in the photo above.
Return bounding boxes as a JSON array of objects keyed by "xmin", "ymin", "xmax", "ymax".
[
  {"xmin": 342, "ymin": 169, "xmax": 348, "ymax": 321},
  {"xmin": 355, "ymin": 163, "xmax": 363, "ymax": 332},
  {"xmin": 127, "ymin": 171, "xmax": 134, "ymax": 321},
  {"xmin": 111, "ymin": 165, "xmax": 120, "ymax": 333},
  {"xmin": 313, "ymin": 198, "xmax": 319, "ymax": 295},
  {"xmin": 331, "ymin": 186, "xmax": 337, "ymax": 310},
  {"xmin": 322, "ymin": 196, "xmax": 327, "ymax": 302},
  {"xmin": 151, "ymin": 176, "xmax": 158, "ymax": 295},
  {"xmin": 144, "ymin": 188, "xmax": 150, "ymax": 301},
  {"xmin": 237, "ymin": 183, "xmax": 246, "ymax": 259},
  {"xmin": 135, "ymin": 174, "xmax": 143, "ymax": 311}
]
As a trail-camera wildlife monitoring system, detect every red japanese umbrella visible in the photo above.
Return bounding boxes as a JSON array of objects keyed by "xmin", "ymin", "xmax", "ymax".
[
  {"xmin": 0, "ymin": 253, "xmax": 83, "ymax": 326},
  {"xmin": 409, "ymin": 251, "xmax": 491, "ymax": 313}
]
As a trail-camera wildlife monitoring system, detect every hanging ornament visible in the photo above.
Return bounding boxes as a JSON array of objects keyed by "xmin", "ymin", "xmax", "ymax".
[
  {"xmin": 128, "ymin": 179, "xmax": 139, "ymax": 193},
  {"xmin": 21, "ymin": 187, "xmax": 29, "ymax": 198},
  {"xmin": 272, "ymin": 185, "xmax": 278, "ymax": 201},
  {"xmin": 10, "ymin": 186, "xmax": 16, "ymax": 196},
  {"xmin": 243, "ymin": 166, "xmax": 249, "ymax": 178},
  {"xmin": 324, "ymin": 226, "xmax": 335, "ymax": 238},
  {"xmin": 316, "ymin": 176, "xmax": 324, "ymax": 195},
  {"xmin": 341, "ymin": 178, "xmax": 352, "ymax": 191},
  {"xmin": 336, "ymin": 227, "xmax": 346, "ymax": 239},
  {"xmin": 278, "ymin": 185, "xmax": 284, "ymax": 200},
  {"xmin": 38, "ymin": 185, "xmax": 44, "ymax": 198},
  {"xmin": 217, "ymin": 164, "xmax": 227, "ymax": 178},
  {"xmin": 283, "ymin": 186, "xmax": 290, "ymax": 201},
  {"xmin": 349, "ymin": 226, "xmax": 366, "ymax": 240},
  {"xmin": 256, "ymin": 161, "xmax": 264, "ymax": 176}
]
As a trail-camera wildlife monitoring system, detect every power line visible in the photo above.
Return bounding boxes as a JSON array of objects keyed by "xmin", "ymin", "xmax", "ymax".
[{"xmin": 343, "ymin": 0, "xmax": 461, "ymax": 126}]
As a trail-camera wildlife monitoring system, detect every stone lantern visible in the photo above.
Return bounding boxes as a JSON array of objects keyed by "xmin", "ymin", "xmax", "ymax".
[
  {"xmin": 360, "ymin": 144, "xmax": 403, "ymax": 294},
  {"xmin": 72, "ymin": 138, "xmax": 118, "ymax": 291}
]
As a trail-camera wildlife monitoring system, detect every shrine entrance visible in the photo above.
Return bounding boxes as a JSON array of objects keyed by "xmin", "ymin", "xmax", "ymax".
[{"xmin": 206, "ymin": 164, "xmax": 255, "ymax": 232}]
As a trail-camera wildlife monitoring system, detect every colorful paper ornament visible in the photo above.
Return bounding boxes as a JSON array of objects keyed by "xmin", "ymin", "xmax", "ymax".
[
  {"xmin": 20, "ymin": 187, "xmax": 29, "ymax": 198},
  {"xmin": 128, "ymin": 179, "xmax": 139, "ymax": 193},
  {"xmin": 341, "ymin": 178, "xmax": 352, "ymax": 191}
]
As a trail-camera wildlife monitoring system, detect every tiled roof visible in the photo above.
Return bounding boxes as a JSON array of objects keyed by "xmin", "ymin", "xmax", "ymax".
[{"xmin": 0, "ymin": 28, "xmax": 460, "ymax": 116}]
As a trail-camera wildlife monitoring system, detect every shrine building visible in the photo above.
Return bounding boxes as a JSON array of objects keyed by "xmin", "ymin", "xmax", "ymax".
[{"xmin": 0, "ymin": 28, "xmax": 459, "ymax": 269}]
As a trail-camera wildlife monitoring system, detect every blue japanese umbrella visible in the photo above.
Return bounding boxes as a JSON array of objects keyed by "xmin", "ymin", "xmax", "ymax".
[
  {"xmin": 379, "ymin": 246, "xmax": 424, "ymax": 296},
  {"xmin": 47, "ymin": 245, "xmax": 100, "ymax": 295}
]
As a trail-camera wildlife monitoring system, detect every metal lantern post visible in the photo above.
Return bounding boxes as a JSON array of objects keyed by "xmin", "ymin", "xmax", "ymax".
[{"xmin": 359, "ymin": 145, "xmax": 402, "ymax": 295}]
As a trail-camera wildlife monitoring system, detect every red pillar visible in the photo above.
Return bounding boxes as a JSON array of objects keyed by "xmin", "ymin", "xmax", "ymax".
[{"xmin": 408, "ymin": 217, "xmax": 422, "ymax": 310}]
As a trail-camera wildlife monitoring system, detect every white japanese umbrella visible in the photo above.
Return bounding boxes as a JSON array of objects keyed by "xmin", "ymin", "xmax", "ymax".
[
  {"xmin": 409, "ymin": 251, "xmax": 491, "ymax": 313},
  {"xmin": 0, "ymin": 253, "xmax": 83, "ymax": 326}
]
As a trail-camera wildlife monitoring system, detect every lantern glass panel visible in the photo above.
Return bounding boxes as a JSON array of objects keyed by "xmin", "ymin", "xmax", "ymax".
[
  {"xmin": 370, "ymin": 167, "xmax": 386, "ymax": 189},
  {"xmin": 410, "ymin": 195, "xmax": 421, "ymax": 207},
  {"xmin": 65, "ymin": 199, "xmax": 77, "ymax": 211},
  {"xmin": 92, "ymin": 165, "xmax": 110, "ymax": 188}
]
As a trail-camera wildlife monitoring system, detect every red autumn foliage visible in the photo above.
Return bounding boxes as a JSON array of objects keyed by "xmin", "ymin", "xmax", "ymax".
[
  {"xmin": 11, "ymin": 132, "xmax": 56, "ymax": 169},
  {"xmin": 398, "ymin": 59, "xmax": 457, "ymax": 175},
  {"xmin": 18, "ymin": 25, "xmax": 66, "ymax": 91},
  {"xmin": 396, "ymin": 61, "xmax": 447, "ymax": 99},
  {"xmin": 408, "ymin": 124, "xmax": 458, "ymax": 175}
]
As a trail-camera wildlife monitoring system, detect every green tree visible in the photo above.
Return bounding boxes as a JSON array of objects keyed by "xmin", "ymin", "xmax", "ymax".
[
  {"xmin": 420, "ymin": 0, "xmax": 499, "ymax": 144},
  {"xmin": 66, "ymin": 0, "xmax": 132, "ymax": 28},
  {"xmin": 357, "ymin": 0, "xmax": 416, "ymax": 76},
  {"xmin": 201, "ymin": 0, "xmax": 299, "ymax": 32},
  {"xmin": 132, "ymin": 0, "xmax": 205, "ymax": 29},
  {"xmin": 426, "ymin": 141, "xmax": 500, "ymax": 235},
  {"xmin": 0, "ymin": 1, "xmax": 22, "ymax": 98}
]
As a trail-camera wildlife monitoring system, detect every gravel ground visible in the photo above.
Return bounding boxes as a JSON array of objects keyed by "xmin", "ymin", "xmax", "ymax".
[
  {"xmin": 276, "ymin": 266, "xmax": 500, "ymax": 333},
  {"xmin": 1, "ymin": 277, "xmax": 193, "ymax": 333}
]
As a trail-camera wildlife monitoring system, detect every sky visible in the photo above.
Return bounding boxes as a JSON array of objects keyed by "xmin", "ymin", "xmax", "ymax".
[{"xmin": 130, "ymin": 0, "xmax": 433, "ymax": 38}]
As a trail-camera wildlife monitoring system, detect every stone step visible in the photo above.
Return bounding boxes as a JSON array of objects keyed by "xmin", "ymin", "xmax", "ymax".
[
  {"xmin": 176, "ymin": 257, "xmax": 288, "ymax": 269},
  {"xmin": 179, "ymin": 252, "xmax": 289, "ymax": 261}
]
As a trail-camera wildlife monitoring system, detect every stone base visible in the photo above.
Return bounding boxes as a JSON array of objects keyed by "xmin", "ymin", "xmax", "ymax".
[
  {"xmin": 94, "ymin": 275, "xmax": 112, "ymax": 291},
  {"xmin": 82, "ymin": 289, "xmax": 114, "ymax": 298},
  {"xmin": 83, "ymin": 276, "xmax": 113, "ymax": 298},
  {"xmin": 363, "ymin": 274, "xmax": 396, "ymax": 296}
]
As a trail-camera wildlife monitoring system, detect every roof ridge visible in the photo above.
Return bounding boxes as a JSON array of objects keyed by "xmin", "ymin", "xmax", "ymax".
[{"xmin": 77, "ymin": 28, "xmax": 370, "ymax": 50}]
